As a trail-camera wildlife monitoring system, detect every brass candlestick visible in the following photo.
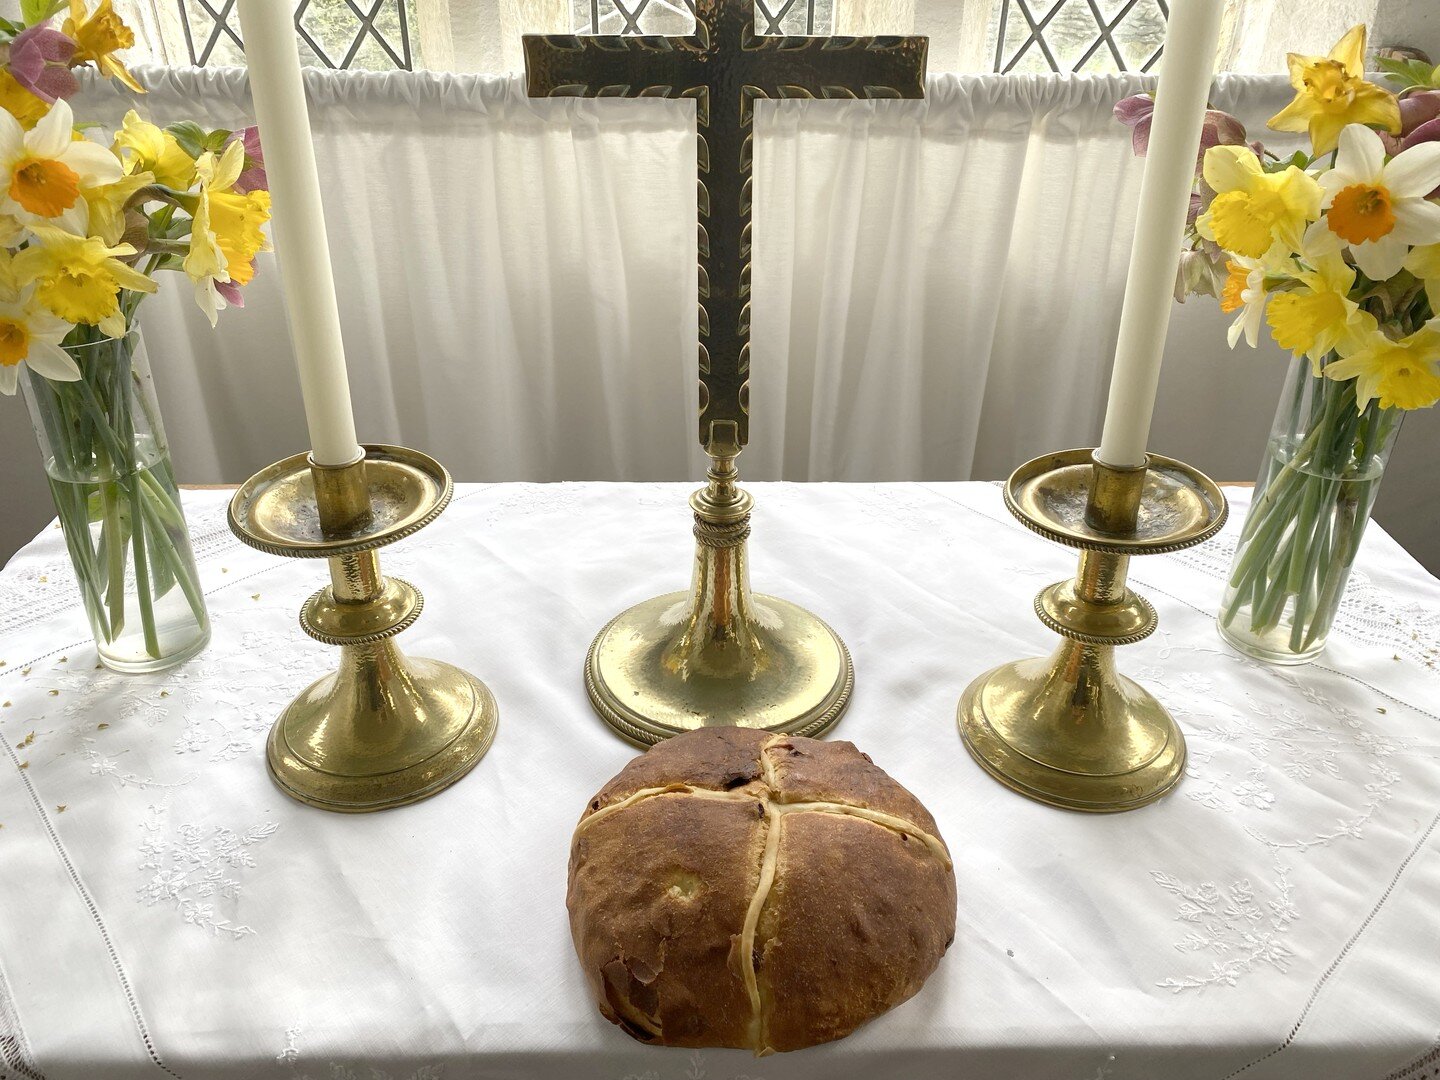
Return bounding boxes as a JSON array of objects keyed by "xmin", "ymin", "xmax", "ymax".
[
  {"xmin": 586, "ymin": 446, "xmax": 852, "ymax": 746},
  {"xmin": 959, "ymin": 449, "xmax": 1227, "ymax": 813},
  {"xmin": 228, "ymin": 445, "xmax": 498, "ymax": 812}
]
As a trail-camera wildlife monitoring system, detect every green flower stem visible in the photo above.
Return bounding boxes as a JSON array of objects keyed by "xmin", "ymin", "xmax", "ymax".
[
  {"xmin": 1301, "ymin": 492, "xmax": 1361, "ymax": 653},
  {"xmin": 26, "ymin": 324, "xmax": 208, "ymax": 665},
  {"xmin": 1220, "ymin": 356, "xmax": 1395, "ymax": 658},
  {"xmin": 100, "ymin": 478, "xmax": 127, "ymax": 639},
  {"xmin": 1286, "ymin": 475, "xmax": 1323, "ymax": 593},
  {"xmin": 137, "ymin": 467, "xmax": 186, "ymax": 530},
  {"xmin": 49, "ymin": 475, "xmax": 109, "ymax": 630},
  {"xmin": 124, "ymin": 477, "xmax": 161, "ymax": 660},
  {"xmin": 136, "ymin": 482, "xmax": 205, "ymax": 627},
  {"xmin": 1238, "ymin": 421, "xmax": 1325, "ymax": 545}
]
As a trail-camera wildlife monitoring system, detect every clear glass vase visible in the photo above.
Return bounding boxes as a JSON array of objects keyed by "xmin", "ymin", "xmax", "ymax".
[
  {"xmin": 21, "ymin": 329, "xmax": 210, "ymax": 673},
  {"xmin": 1218, "ymin": 355, "xmax": 1402, "ymax": 664}
]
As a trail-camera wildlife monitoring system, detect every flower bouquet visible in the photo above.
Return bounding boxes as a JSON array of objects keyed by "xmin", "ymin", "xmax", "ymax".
[
  {"xmin": 1117, "ymin": 25, "xmax": 1440, "ymax": 664},
  {"xmin": 1, "ymin": 1, "xmax": 271, "ymax": 671}
]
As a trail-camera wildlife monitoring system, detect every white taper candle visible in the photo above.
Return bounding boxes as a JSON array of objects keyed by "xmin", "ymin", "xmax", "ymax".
[
  {"xmin": 236, "ymin": 0, "xmax": 362, "ymax": 466},
  {"xmin": 1096, "ymin": 0, "xmax": 1225, "ymax": 468}
]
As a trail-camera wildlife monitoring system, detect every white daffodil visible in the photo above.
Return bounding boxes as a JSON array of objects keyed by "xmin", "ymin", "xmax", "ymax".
[
  {"xmin": 0, "ymin": 98, "xmax": 123, "ymax": 234},
  {"xmin": 1307, "ymin": 123, "xmax": 1440, "ymax": 282},
  {"xmin": 1220, "ymin": 255, "xmax": 1272, "ymax": 348},
  {"xmin": 0, "ymin": 212, "xmax": 25, "ymax": 247},
  {"xmin": 0, "ymin": 287, "xmax": 78, "ymax": 394}
]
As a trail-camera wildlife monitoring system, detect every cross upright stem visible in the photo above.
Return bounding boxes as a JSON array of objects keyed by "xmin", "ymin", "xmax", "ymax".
[{"xmin": 525, "ymin": 0, "xmax": 926, "ymax": 456}]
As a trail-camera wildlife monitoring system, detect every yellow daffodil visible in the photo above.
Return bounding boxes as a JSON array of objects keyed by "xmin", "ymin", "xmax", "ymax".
[
  {"xmin": 1268, "ymin": 24, "xmax": 1401, "ymax": 156},
  {"xmin": 1197, "ymin": 146, "xmax": 1322, "ymax": 261},
  {"xmin": 1303, "ymin": 124, "xmax": 1440, "ymax": 281},
  {"xmin": 0, "ymin": 71, "xmax": 49, "ymax": 130},
  {"xmin": 1405, "ymin": 243, "xmax": 1440, "ymax": 312},
  {"xmin": 113, "ymin": 111, "xmax": 195, "ymax": 190},
  {"xmin": 184, "ymin": 141, "xmax": 271, "ymax": 325},
  {"xmin": 83, "ymin": 169, "xmax": 154, "ymax": 245},
  {"xmin": 13, "ymin": 224, "xmax": 156, "ymax": 336},
  {"xmin": 63, "ymin": 0, "xmax": 143, "ymax": 94},
  {"xmin": 1266, "ymin": 252, "xmax": 1369, "ymax": 371},
  {"xmin": 1326, "ymin": 320, "xmax": 1440, "ymax": 410},
  {"xmin": 0, "ymin": 252, "xmax": 79, "ymax": 393},
  {"xmin": 0, "ymin": 99, "xmax": 122, "ymax": 234}
]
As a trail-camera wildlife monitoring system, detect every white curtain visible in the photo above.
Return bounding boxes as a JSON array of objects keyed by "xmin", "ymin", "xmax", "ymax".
[{"xmin": 748, "ymin": 72, "xmax": 1302, "ymax": 483}]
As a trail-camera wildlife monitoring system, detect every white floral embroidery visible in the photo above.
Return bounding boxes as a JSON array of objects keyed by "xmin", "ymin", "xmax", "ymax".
[
  {"xmin": 856, "ymin": 487, "xmax": 954, "ymax": 540},
  {"xmin": 137, "ymin": 804, "xmax": 278, "ymax": 939},
  {"xmin": 1152, "ymin": 857, "xmax": 1298, "ymax": 992},
  {"xmin": 1149, "ymin": 650, "xmax": 1420, "ymax": 992},
  {"xmin": 277, "ymin": 1027, "xmax": 302, "ymax": 1065},
  {"xmin": 1231, "ymin": 768, "xmax": 1276, "ymax": 811},
  {"xmin": 276, "ymin": 1028, "xmax": 445, "ymax": 1080},
  {"xmin": 617, "ymin": 1051, "xmax": 763, "ymax": 1080},
  {"xmin": 306, "ymin": 1068, "xmax": 444, "ymax": 1080},
  {"xmin": 84, "ymin": 740, "xmax": 196, "ymax": 791},
  {"xmin": 173, "ymin": 713, "xmax": 271, "ymax": 763}
]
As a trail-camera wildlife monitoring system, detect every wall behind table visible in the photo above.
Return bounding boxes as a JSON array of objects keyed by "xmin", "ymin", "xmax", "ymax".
[{"xmin": 1, "ymin": 68, "xmax": 1435, "ymax": 575}]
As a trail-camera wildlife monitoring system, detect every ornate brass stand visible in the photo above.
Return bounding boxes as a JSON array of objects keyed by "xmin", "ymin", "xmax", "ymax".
[
  {"xmin": 586, "ymin": 450, "xmax": 852, "ymax": 746},
  {"xmin": 959, "ymin": 449, "xmax": 1227, "ymax": 813},
  {"xmin": 228, "ymin": 445, "xmax": 498, "ymax": 812}
]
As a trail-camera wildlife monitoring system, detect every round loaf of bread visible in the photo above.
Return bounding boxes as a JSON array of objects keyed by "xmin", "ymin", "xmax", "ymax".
[{"xmin": 567, "ymin": 727, "xmax": 956, "ymax": 1054}]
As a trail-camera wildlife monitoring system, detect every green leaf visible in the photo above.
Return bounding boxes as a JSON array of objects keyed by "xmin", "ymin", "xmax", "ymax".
[
  {"xmin": 0, "ymin": 17, "xmax": 27, "ymax": 37},
  {"xmin": 165, "ymin": 121, "xmax": 209, "ymax": 160},
  {"xmin": 19, "ymin": 0, "xmax": 65, "ymax": 26},
  {"xmin": 202, "ymin": 127, "xmax": 233, "ymax": 153},
  {"xmin": 1263, "ymin": 150, "xmax": 1309, "ymax": 174},
  {"xmin": 1378, "ymin": 56, "xmax": 1440, "ymax": 90}
]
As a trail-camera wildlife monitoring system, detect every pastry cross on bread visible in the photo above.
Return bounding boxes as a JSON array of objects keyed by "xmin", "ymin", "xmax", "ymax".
[{"xmin": 567, "ymin": 727, "xmax": 957, "ymax": 1054}]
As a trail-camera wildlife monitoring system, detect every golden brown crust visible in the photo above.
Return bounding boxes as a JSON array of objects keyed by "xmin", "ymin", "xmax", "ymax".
[
  {"xmin": 568, "ymin": 792, "xmax": 768, "ymax": 1047},
  {"xmin": 755, "ymin": 810, "xmax": 957, "ymax": 1054},
  {"xmin": 584, "ymin": 727, "xmax": 771, "ymax": 816},
  {"xmin": 763, "ymin": 736, "xmax": 944, "ymax": 839},
  {"xmin": 567, "ymin": 729, "xmax": 955, "ymax": 1054}
]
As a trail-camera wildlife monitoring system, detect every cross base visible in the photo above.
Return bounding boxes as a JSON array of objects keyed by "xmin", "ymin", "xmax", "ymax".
[{"xmin": 583, "ymin": 459, "xmax": 852, "ymax": 745}]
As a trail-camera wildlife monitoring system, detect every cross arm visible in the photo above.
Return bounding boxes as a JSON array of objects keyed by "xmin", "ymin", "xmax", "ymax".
[
  {"xmin": 524, "ymin": 35, "xmax": 705, "ymax": 99},
  {"xmin": 738, "ymin": 34, "xmax": 928, "ymax": 101}
]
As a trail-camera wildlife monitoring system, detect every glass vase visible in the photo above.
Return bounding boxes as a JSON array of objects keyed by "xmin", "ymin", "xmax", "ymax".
[
  {"xmin": 1217, "ymin": 354, "xmax": 1402, "ymax": 664},
  {"xmin": 20, "ymin": 329, "xmax": 210, "ymax": 673}
]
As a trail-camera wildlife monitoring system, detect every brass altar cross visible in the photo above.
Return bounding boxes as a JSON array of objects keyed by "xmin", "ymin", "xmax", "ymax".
[{"xmin": 524, "ymin": 0, "xmax": 928, "ymax": 457}]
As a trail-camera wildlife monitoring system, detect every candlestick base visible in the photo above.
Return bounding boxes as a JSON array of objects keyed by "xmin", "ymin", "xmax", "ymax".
[
  {"xmin": 266, "ymin": 646, "xmax": 497, "ymax": 813},
  {"xmin": 229, "ymin": 446, "xmax": 498, "ymax": 812},
  {"xmin": 585, "ymin": 455, "xmax": 852, "ymax": 746},
  {"xmin": 957, "ymin": 449, "xmax": 1226, "ymax": 813}
]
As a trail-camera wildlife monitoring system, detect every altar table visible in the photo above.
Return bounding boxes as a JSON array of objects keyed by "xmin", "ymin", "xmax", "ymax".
[{"xmin": 2, "ymin": 482, "xmax": 1438, "ymax": 1080}]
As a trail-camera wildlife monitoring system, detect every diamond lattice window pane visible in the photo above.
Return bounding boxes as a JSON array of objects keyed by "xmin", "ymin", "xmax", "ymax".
[
  {"xmin": 297, "ymin": 0, "xmax": 413, "ymax": 69},
  {"xmin": 986, "ymin": 0, "xmax": 1169, "ymax": 74},
  {"xmin": 177, "ymin": 0, "xmax": 416, "ymax": 69},
  {"xmin": 572, "ymin": 0, "xmax": 833, "ymax": 36},
  {"xmin": 754, "ymin": 0, "xmax": 832, "ymax": 35},
  {"xmin": 179, "ymin": 0, "xmax": 245, "ymax": 67},
  {"xmin": 1112, "ymin": 0, "xmax": 1168, "ymax": 72}
]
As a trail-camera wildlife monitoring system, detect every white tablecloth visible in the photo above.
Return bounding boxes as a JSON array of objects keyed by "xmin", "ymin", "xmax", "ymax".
[{"xmin": 2, "ymin": 482, "xmax": 1438, "ymax": 1080}]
